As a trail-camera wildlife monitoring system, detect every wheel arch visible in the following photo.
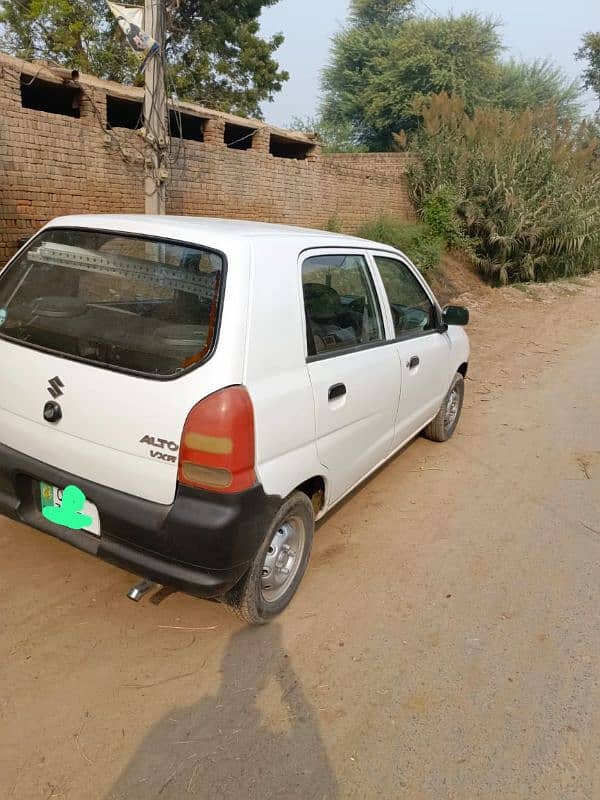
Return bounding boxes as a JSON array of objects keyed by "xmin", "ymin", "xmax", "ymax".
[{"xmin": 293, "ymin": 475, "xmax": 327, "ymax": 516}]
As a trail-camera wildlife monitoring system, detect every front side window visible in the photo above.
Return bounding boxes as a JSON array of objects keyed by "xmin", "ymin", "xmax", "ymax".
[
  {"xmin": 0, "ymin": 228, "xmax": 224, "ymax": 377},
  {"xmin": 302, "ymin": 253, "xmax": 384, "ymax": 356},
  {"xmin": 374, "ymin": 256, "xmax": 436, "ymax": 338}
]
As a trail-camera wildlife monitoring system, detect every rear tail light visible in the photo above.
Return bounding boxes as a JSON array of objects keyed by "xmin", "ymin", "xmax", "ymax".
[{"xmin": 178, "ymin": 386, "xmax": 256, "ymax": 494}]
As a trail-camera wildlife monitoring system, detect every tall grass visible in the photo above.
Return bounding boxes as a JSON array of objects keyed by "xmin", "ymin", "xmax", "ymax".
[
  {"xmin": 356, "ymin": 218, "xmax": 444, "ymax": 273},
  {"xmin": 408, "ymin": 93, "xmax": 600, "ymax": 283}
]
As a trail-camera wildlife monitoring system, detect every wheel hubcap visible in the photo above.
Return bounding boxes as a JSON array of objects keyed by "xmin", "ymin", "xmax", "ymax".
[
  {"xmin": 261, "ymin": 517, "xmax": 305, "ymax": 603},
  {"xmin": 444, "ymin": 388, "xmax": 460, "ymax": 430}
]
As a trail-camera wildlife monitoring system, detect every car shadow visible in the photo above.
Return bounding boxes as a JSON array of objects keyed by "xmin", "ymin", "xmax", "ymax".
[{"xmin": 105, "ymin": 623, "xmax": 339, "ymax": 800}]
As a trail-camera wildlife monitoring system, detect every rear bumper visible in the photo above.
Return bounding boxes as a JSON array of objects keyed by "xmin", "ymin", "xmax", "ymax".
[{"xmin": 0, "ymin": 441, "xmax": 280, "ymax": 599}]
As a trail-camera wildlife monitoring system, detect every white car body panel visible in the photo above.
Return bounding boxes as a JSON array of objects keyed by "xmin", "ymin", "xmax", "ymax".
[
  {"xmin": 243, "ymin": 238, "xmax": 324, "ymax": 503},
  {"xmin": 297, "ymin": 247, "xmax": 402, "ymax": 504},
  {"xmin": 0, "ymin": 217, "xmax": 251, "ymax": 504},
  {"xmin": 0, "ymin": 214, "xmax": 470, "ymax": 514},
  {"xmin": 391, "ymin": 333, "xmax": 453, "ymax": 445},
  {"xmin": 305, "ymin": 343, "xmax": 401, "ymax": 504}
]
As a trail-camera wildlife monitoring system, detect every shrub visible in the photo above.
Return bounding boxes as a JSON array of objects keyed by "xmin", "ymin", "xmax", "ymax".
[
  {"xmin": 357, "ymin": 217, "xmax": 444, "ymax": 273},
  {"xmin": 324, "ymin": 215, "xmax": 342, "ymax": 233},
  {"xmin": 408, "ymin": 93, "xmax": 600, "ymax": 283},
  {"xmin": 420, "ymin": 185, "xmax": 464, "ymax": 246}
]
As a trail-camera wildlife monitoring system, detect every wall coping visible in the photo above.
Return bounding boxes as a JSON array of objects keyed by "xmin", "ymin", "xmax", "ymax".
[{"xmin": 0, "ymin": 50, "xmax": 317, "ymax": 145}]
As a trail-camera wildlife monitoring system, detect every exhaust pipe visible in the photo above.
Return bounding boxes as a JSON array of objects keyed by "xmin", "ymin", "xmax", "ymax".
[{"xmin": 127, "ymin": 579, "xmax": 155, "ymax": 602}]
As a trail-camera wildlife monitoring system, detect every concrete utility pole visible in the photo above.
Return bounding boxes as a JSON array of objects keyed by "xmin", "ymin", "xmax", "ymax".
[{"xmin": 144, "ymin": 0, "xmax": 168, "ymax": 214}]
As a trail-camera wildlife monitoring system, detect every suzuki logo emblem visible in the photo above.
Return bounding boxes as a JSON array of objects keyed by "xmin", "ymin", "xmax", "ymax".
[{"xmin": 47, "ymin": 376, "xmax": 64, "ymax": 399}]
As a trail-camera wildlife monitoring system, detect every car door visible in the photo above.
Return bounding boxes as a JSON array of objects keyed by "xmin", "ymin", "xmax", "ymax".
[
  {"xmin": 302, "ymin": 250, "xmax": 401, "ymax": 504},
  {"xmin": 370, "ymin": 253, "xmax": 451, "ymax": 449}
]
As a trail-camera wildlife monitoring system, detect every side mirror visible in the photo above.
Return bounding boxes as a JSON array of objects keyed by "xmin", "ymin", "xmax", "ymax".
[{"xmin": 442, "ymin": 305, "xmax": 469, "ymax": 326}]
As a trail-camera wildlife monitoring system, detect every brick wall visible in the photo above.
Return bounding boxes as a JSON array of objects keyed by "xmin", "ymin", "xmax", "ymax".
[{"xmin": 0, "ymin": 53, "xmax": 413, "ymax": 264}]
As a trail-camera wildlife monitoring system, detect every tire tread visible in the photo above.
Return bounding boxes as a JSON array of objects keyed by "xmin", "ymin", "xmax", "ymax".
[
  {"xmin": 225, "ymin": 491, "xmax": 314, "ymax": 625},
  {"xmin": 423, "ymin": 373, "xmax": 464, "ymax": 443}
]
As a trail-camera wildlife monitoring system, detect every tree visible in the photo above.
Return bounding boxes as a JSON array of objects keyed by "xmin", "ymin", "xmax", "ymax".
[
  {"xmin": 576, "ymin": 32, "xmax": 600, "ymax": 108},
  {"xmin": 321, "ymin": 1, "xmax": 582, "ymax": 150},
  {"xmin": 322, "ymin": 11, "xmax": 503, "ymax": 149},
  {"xmin": 320, "ymin": 1, "xmax": 415, "ymax": 150},
  {"xmin": 494, "ymin": 59, "xmax": 581, "ymax": 121},
  {"xmin": 0, "ymin": 0, "xmax": 288, "ymax": 117},
  {"xmin": 289, "ymin": 115, "xmax": 368, "ymax": 153},
  {"xmin": 350, "ymin": 0, "xmax": 414, "ymax": 26}
]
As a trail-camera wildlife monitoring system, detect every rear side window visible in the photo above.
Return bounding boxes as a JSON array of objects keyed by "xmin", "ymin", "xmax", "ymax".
[
  {"xmin": 0, "ymin": 228, "xmax": 224, "ymax": 377},
  {"xmin": 302, "ymin": 253, "xmax": 383, "ymax": 356},
  {"xmin": 374, "ymin": 256, "xmax": 436, "ymax": 337}
]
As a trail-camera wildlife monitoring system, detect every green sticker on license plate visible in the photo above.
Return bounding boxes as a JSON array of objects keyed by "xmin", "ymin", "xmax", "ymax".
[{"xmin": 40, "ymin": 482, "xmax": 101, "ymax": 535}]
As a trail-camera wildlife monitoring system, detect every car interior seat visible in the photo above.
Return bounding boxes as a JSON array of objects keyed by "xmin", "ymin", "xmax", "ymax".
[{"xmin": 303, "ymin": 282, "xmax": 361, "ymax": 352}]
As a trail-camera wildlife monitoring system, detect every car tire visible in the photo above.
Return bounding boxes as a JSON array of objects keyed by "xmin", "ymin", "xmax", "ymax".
[
  {"xmin": 423, "ymin": 372, "xmax": 465, "ymax": 443},
  {"xmin": 225, "ymin": 491, "xmax": 314, "ymax": 625}
]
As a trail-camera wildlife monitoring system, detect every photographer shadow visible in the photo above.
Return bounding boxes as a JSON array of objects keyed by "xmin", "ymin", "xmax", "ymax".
[{"xmin": 106, "ymin": 623, "xmax": 339, "ymax": 799}]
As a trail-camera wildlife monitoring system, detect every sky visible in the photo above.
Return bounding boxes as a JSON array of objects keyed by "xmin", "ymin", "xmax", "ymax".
[{"xmin": 259, "ymin": 0, "xmax": 597, "ymax": 127}]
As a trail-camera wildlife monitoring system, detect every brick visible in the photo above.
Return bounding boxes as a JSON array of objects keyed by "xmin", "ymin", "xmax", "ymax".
[{"xmin": 0, "ymin": 51, "xmax": 413, "ymax": 263}]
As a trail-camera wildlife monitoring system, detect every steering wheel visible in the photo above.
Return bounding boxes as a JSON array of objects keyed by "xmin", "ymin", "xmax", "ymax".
[
  {"xmin": 403, "ymin": 307, "xmax": 430, "ymax": 331},
  {"xmin": 348, "ymin": 297, "xmax": 365, "ymax": 315}
]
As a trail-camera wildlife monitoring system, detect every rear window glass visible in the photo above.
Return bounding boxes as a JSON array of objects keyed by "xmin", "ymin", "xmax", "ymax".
[{"xmin": 0, "ymin": 228, "xmax": 224, "ymax": 377}]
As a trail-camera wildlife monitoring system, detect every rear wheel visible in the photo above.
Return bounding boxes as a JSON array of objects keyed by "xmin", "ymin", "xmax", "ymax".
[
  {"xmin": 423, "ymin": 373, "xmax": 465, "ymax": 442},
  {"xmin": 225, "ymin": 491, "xmax": 314, "ymax": 625}
]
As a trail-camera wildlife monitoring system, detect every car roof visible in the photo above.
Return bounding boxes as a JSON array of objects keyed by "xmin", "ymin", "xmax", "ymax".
[{"xmin": 44, "ymin": 214, "xmax": 401, "ymax": 255}]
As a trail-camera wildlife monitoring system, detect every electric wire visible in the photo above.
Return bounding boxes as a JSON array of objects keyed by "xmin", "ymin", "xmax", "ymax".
[
  {"xmin": 8, "ymin": 0, "xmax": 205, "ymax": 200},
  {"xmin": 225, "ymin": 128, "xmax": 259, "ymax": 148},
  {"xmin": 415, "ymin": 0, "xmax": 441, "ymax": 18}
]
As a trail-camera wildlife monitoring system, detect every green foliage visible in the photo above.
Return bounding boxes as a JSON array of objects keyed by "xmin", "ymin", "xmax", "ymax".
[
  {"xmin": 357, "ymin": 217, "xmax": 444, "ymax": 273},
  {"xmin": 321, "ymin": 3, "xmax": 583, "ymax": 150},
  {"xmin": 322, "ymin": 11, "xmax": 502, "ymax": 149},
  {"xmin": 324, "ymin": 215, "xmax": 342, "ymax": 233},
  {"xmin": 320, "ymin": 17, "xmax": 395, "ymax": 149},
  {"xmin": 0, "ymin": 0, "xmax": 125, "ymax": 78},
  {"xmin": 408, "ymin": 93, "xmax": 600, "ymax": 284},
  {"xmin": 420, "ymin": 186, "xmax": 464, "ymax": 246},
  {"xmin": 350, "ymin": 0, "xmax": 415, "ymax": 26},
  {"xmin": 0, "ymin": 0, "xmax": 288, "ymax": 117},
  {"xmin": 495, "ymin": 59, "xmax": 582, "ymax": 121},
  {"xmin": 576, "ymin": 32, "xmax": 600, "ymax": 107},
  {"xmin": 289, "ymin": 116, "xmax": 368, "ymax": 153}
]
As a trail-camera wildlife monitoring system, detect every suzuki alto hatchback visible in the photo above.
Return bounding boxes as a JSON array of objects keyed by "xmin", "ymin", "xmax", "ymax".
[{"xmin": 0, "ymin": 216, "xmax": 469, "ymax": 624}]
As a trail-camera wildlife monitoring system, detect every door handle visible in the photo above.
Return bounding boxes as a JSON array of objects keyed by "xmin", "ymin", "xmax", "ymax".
[
  {"xmin": 328, "ymin": 383, "xmax": 347, "ymax": 401},
  {"xmin": 408, "ymin": 356, "xmax": 420, "ymax": 369}
]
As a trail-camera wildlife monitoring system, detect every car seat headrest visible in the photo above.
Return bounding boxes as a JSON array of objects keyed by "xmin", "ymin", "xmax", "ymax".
[{"xmin": 303, "ymin": 282, "xmax": 341, "ymax": 321}]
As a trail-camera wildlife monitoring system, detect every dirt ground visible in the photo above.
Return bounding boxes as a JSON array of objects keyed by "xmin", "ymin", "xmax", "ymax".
[{"xmin": 1, "ymin": 267, "xmax": 600, "ymax": 800}]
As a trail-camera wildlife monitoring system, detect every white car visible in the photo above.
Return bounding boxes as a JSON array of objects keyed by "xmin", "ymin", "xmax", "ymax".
[{"xmin": 0, "ymin": 216, "xmax": 469, "ymax": 623}]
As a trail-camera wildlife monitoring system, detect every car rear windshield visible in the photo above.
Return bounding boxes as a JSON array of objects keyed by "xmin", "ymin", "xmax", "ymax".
[{"xmin": 0, "ymin": 228, "xmax": 225, "ymax": 377}]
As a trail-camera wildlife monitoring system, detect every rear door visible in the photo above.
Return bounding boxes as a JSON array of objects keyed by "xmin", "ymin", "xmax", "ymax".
[
  {"xmin": 302, "ymin": 250, "xmax": 401, "ymax": 503},
  {"xmin": 0, "ymin": 226, "xmax": 235, "ymax": 504},
  {"xmin": 370, "ymin": 253, "xmax": 451, "ymax": 448}
]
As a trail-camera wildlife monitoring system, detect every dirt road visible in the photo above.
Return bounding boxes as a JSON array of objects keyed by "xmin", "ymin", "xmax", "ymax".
[{"xmin": 2, "ymin": 274, "xmax": 599, "ymax": 800}]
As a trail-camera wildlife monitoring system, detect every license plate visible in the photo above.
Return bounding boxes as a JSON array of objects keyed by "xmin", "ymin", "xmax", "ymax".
[{"xmin": 39, "ymin": 482, "xmax": 101, "ymax": 536}]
